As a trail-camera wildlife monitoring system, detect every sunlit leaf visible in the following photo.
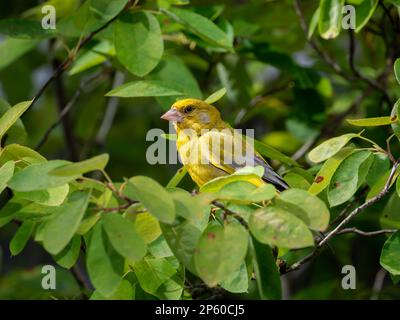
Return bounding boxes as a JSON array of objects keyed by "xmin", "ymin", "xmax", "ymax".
[{"xmin": 308, "ymin": 133, "xmax": 358, "ymax": 163}]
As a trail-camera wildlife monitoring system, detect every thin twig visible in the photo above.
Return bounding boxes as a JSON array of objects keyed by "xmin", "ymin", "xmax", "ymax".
[
  {"xmin": 29, "ymin": 2, "xmax": 133, "ymax": 112},
  {"xmin": 35, "ymin": 71, "xmax": 107, "ymax": 151},
  {"xmin": 336, "ymin": 228, "xmax": 396, "ymax": 236},
  {"xmin": 319, "ymin": 161, "xmax": 399, "ymax": 246}
]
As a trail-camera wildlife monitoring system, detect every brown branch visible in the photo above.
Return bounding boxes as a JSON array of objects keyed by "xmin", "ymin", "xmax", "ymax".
[{"xmin": 336, "ymin": 228, "xmax": 397, "ymax": 236}]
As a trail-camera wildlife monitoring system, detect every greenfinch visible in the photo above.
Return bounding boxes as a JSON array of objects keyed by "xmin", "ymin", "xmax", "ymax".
[{"xmin": 161, "ymin": 98, "xmax": 288, "ymax": 191}]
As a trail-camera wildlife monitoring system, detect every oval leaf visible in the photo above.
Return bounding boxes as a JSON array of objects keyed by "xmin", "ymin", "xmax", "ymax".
[
  {"xmin": 0, "ymin": 100, "xmax": 32, "ymax": 140},
  {"xmin": 347, "ymin": 116, "xmax": 395, "ymax": 127},
  {"xmin": 163, "ymin": 8, "xmax": 233, "ymax": 49},
  {"xmin": 277, "ymin": 188, "xmax": 330, "ymax": 231},
  {"xmin": 249, "ymin": 205, "xmax": 314, "ymax": 249},
  {"xmin": 50, "ymin": 154, "xmax": 109, "ymax": 177},
  {"xmin": 308, "ymin": 133, "xmax": 357, "ymax": 163},
  {"xmin": 194, "ymin": 221, "xmax": 248, "ymax": 286},
  {"xmin": 127, "ymin": 176, "xmax": 175, "ymax": 223},
  {"xmin": 115, "ymin": 11, "xmax": 163, "ymax": 77},
  {"xmin": 102, "ymin": 213, "xmax": 147, "ymax": 262},
  {"xmin": 380, "ymin": 231, "xmax": 400, "ymax": 275},
  {"xmin": 106, "ymin": 80, "xmax": 182, "ymax": 98},
  {"xmin": 43, "ymin": 191, "xmax": 90, "ymax": 255},
  {"xmin": 328, "ymin": 150, "xmax": 373, "ymax": 206},
  {"xmin": 205, "ymin": 88, "xmax": 226, "ymax": 104},
  {"xmin": 318, "ymin": 0, "xmax": 344, "ymax": 39},
  {"xmin": 309, "ymin": 147, "xmax": 355, "ymax": 195}
]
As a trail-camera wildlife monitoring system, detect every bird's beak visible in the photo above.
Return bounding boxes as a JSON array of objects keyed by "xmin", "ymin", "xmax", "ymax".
[{"xmin": 160, "ymin": 109, "xmax": 183, "ymax": 122}]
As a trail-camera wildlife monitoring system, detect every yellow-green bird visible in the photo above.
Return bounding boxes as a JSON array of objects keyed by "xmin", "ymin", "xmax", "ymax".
[{"xmin": 161, "ymin": 98, "xmax": 288, "ymax": 191}]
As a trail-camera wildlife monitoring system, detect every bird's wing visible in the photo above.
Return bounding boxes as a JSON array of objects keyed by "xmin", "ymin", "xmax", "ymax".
[{"xmin": 197, "ymin": 130, "xmax": 288, "ymax": 190}]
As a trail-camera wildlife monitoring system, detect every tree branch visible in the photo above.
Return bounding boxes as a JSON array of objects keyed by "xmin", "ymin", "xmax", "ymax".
[
  {"xmin": 336, "ymin": 228, "xmax": 397, "ymax": 236},
  {"xmin": 29, "ymin": 2, "xmax": 133, "ymax": 111},
  {"xmin": 35, "ymin": 71, "xmax": 107, "ymax": 151},
  {"xmin": 283, "ymin": 160, "xmax": 400, "ymax": 274}
]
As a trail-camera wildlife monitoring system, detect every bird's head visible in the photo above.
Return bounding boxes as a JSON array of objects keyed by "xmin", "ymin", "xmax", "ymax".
[{"xmin": 161, "ymin": 98, "xmax": 222, "ymax": 132}]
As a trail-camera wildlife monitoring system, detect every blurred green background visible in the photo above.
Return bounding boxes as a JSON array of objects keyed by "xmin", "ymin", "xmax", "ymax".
[{"xmin": 0, "ymin": 0, "xmax": 399, "ymax": 299}]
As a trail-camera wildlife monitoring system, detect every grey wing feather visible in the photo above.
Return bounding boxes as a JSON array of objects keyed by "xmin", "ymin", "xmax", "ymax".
[{"xmin": 254, "ymin": 156, "xmax": 288, "ymax": 191}]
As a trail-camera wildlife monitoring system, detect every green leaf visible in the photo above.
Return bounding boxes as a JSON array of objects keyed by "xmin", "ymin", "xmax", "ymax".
[
  {"xmin": 354, "ymin": 0, "xmax": 379, "ymax": 32},
  {"xmin": 328, "ymin": 151, "xmax": 373, "ymax": 206},
  {"xmin": 8, "ymin": 160, "xmax": 79, "ymax": 192},
  {"xmin": 380, "ymin": 231, "xmax": 400, "ymax": 275},
  {"xmin": 102, "ymin": 213, "xmax": 147, "ymax": 262},
  {"xmin": 283, "ymin": 172, "xmax": 311, "ymax": 190},
  {"xmin": 254, "ymin": 139, "xmax": 300, "ymax": 167},
  {"xmin": 166, "ymin": 166, "xmax": 188, "ymax": 189},
  {"xmin": 87, "ymin": 222, "xmax": 124, "ymax": 296},
  {"xmin": 0, "ymin": 201, "xmax": 23, "ymax": 228},
  {"xmin": 367, "ymin": 168, "xmax": 399, "ymax": 200},
  {"xmin": 309, "ymin": 147, "xmax": 355, "ymax": 195},
  {"xmin": 90, "ymin": 279, "xmax": 133, "ymax": 300},
  {"xmin": 0, "ymin": 38, "xmax": 39, "ymax": 71},
  {"xmin": 318, "ymin": 0, "xmax": 344, "ymax": 39},
  {"xmin": 0, "ymin": 161, "xmax": 14, "ymax": 194},
  {"xmin": 0, "ymin": 100, "xmax": 32, "ymax": 140},
  {"xmin": 220, "ymin": 262, "xmax": 249, "ymax": 293},
  {"xmin": 366, "ymin": 153, "xmax": 390, "ymax": 187},
  {"xmin": 133, "ymin": 256, "xmax": 184, "ymax": 299},
  {"xmin": 0, "ymin": 98, "xmax": 27, "ymax": 144},
  {"xmin": 50, "ymin": 154, "xmax": 109, "ymax": 176},
  {"xmin": 54, "ymin": 235, "xmax": 81, "ymax": 269},
  {"xmin": 168, "ymin": 189, "xmax": 209, "ymax": 225},
  {"xmin": 126, "ymin": 211, "xmax": 161, "ymax": 244},
  {"xmin": 89, "ymin": 0, "xmax": 129, "ymax": 25},
  {"xmin": 391, "ymin": 99, "xmax": 400, "ymax": 141},
  {"xmin": 277, "ymin": 188, "xmax": 330, "ymax": 231},
  {"xmin": 0, "ymin": 19, "xmax": 55, "ymax": 39},
  {"xmin": 149, "ymin": 57, "xmax": 202, "ymax": 109},
  {"xmin": 205, "ymin": 88, "xmax": 227, "ymax": 104},
  {"xmin": 69, "ymin": 41, "xmax": 115, "ymax": 75},
  {"xmin": 249, "ymin": 205, "xmax": 314, "ymax": 249},
  {"xmin": 308, "ymin": 8, "xmax": 320, "ymax": 39},
  {"xmin": 200, "ymin": 173, "xmax": 262, "ymax": 193},
  {"xmin": 380, "ymin": 192, "xmax": 400, "ymax": 229},
  {"xmin": 43, "ymin": 191, "xmax": 90, "ymax": 255},
  {"xmin": 161, "ymin": 220, "xmax": 204, "ymax": 273},
  {"xmin": 194, "ymin": 221, "xmax": 248, "ymax": 286},
  {"xmin": 106, "ymin": 80, "xmax": 183, "ymax": 98},
  {"xmin": 308, "ymin": 133, "xmax": 358, "ymax": 163},
  {"xmin": 127, "ymin": 176, "xmax": 175, "ymax": 223},
  {"xmin": 394, "ymin": 58, "xmax": 400, "ymax": 85},
  {"xmin": 115, "ymin": 11, "xmax": 163, "ymax": 77},
  {"xmin": 347, "ymin": 116, "xmax": 395, "ymax": 126},
  {"xmin": 163, "ymin": 8, "xmax": 233, "ymax": 49},
  {"xmin": 250, "ymin": 236, "xmax": 281, "ymax": 300},
  {"xmin": 148, "ymin": 235, "xmax": 174, "ymax": 258},
  {"xmin": 9, "ymin": 221, "xmax": 34, "ymax": 256},
  {"xmin": 14, "ymin": 184, "xmax": 69, "ymax": 207},
  {"xmin": 0, "ymin": 144, "xmax": 46, "ymax": 166},
  {"xmin": 216, "ymin": 181, "xmax": 276, "ymax": 204}
]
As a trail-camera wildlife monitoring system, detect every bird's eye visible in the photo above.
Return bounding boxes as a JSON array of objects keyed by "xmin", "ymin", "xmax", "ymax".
[{"xmin": 183, "ymin": 105, "xmax": 194, "ymax": 114}]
